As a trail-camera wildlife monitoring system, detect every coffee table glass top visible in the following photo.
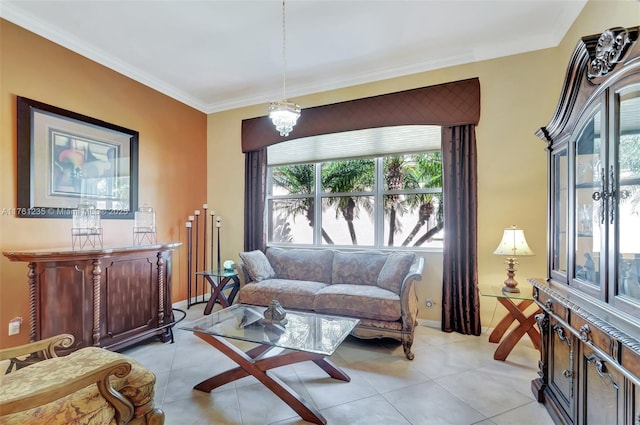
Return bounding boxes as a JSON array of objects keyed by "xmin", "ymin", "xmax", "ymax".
[{"xmin": 181, "ymin": 304, "xmax": 360, "ymax": 356}]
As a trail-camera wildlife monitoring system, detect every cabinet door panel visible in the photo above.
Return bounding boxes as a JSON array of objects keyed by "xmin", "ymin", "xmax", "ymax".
[
  {"xmin": 552, "ymin": 146, "xmax": 569, "ymax": 280},
  {"xmin": 615, "ymin": 86, "xmax": 640, "ymax": 303},
  {"xmin": 102, "ymin": 255, "xmax": 158, "ymax": 343},
  {"xmin": 573, "ymin": 107, "xmax": 604, "ymax": 296},
  {"xmin": 580, "ymin": 346, "xmax": 623, "ymax": 425},
  {"xmin": 549, "ymin": 320, "xmax": 574, "ymax": 411},
  {"xmin": 38, "ymin": 262, "xmax": 93, "ymax": 350}
]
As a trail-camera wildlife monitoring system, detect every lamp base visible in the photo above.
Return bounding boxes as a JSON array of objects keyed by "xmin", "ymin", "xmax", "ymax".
[
  {"xmin": 502, "ymin": 257, "xmax": 520, "ymax": 293},
  {"xmin": 502, "ymin": 284, "xmax": 521, "ymax": 293}
]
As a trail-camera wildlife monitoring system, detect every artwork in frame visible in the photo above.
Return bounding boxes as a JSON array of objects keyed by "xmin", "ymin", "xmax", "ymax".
[{"xmin": 16, "ymin": 96, "xmax": 139, "ymax": 219}]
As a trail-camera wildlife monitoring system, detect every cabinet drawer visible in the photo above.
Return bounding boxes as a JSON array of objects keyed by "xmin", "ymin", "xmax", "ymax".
[
  {"xmin": 571, "ymin": 315, "xmax": 613, "ymax": 356},
  {"xmin": 536, "ymin": 290, "xmax": 569, "ymax": 322},
  {"xmin": 620, "ymin": 345, "xmax": 640, "ymax": 378}
]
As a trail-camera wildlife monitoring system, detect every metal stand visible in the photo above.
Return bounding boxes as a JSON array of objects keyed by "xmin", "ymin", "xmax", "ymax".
[
  {"xmin": 133, "ymin": 229, "xmax": 157, "ymax": 246},
  {"xmin": 72, "ymin": 228, "xmax": 103, "ymax": 250}
]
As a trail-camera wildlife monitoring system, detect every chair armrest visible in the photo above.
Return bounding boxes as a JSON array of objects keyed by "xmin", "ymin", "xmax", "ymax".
[
  {"xmin": 0, "ymin": 334, "xmax": 74, "ymax": 361},
  {"xmin": 399, "ymin": 256, "xmax": 424, "ymax": 330},
  {"xmin": 0, "ymin": 356, "xmax": 134, "ymax": 424}
]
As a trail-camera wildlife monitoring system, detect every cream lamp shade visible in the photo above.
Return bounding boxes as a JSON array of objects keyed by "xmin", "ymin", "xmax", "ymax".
[
  {"xmin": 494, "ymin": 226, "xmax": 535, "ymax": 257},
  {"xmin": 494, "ymin": 225, "xmax": 534, "ymax": 293}
]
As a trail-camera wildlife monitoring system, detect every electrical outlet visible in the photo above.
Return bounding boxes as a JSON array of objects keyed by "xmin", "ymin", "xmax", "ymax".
[
  {"xmin": 8, "ymin": 317, "xmax": 21, "ymax": 336},
  {"xmin": 425, "ymin": 298, "xmax": 434, "ymax": 308}
]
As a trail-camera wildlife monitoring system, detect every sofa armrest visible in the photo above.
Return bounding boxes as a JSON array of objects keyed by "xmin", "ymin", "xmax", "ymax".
[
  {"xmin": 0, "ymin": 356, "xmax": 134, "ymax": 424},
  {"xmin": 399, "ymin": 256, "xmax": 424, "ymax": 330},
  {"xmin": 233, "ymin": 262, "xmax": 253, "ymax": 287}
]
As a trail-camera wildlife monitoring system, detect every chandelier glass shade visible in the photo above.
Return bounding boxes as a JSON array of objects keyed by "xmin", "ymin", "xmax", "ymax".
[
  {"xmin": 269, "ymin": 0, "xmax": 300, "ymax": 137},
  {"xmin": 269, "ymin": 100, "xmax": 301, "ymax": 137}
]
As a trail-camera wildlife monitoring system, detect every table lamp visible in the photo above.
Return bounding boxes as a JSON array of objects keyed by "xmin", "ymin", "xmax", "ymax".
[{"xmin": 494, "ymin": 225, "xmax": 535, "ymax": 293}]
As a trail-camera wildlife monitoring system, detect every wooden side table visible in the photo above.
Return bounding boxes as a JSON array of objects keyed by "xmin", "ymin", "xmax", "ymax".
[
  {"xmin": 196, "ymin": 269, "xmax": 240, "ymax": 315},
  {"xmin": 481, "ymin": 284, "xmax": 541, "ymax": 361}
]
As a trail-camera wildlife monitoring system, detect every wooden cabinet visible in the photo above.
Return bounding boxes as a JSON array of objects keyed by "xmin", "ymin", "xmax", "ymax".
[
  {"xmin": 3, "ymin": 242, "xmax": 181, "ymax": 352},
  {"xmin": 531, "ymin": 26, "xmax": 640, "ymax": 424}
]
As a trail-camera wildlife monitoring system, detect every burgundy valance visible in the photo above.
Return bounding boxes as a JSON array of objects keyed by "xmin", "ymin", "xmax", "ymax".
[{"xmin": 241, "ymin": 77, "xmax": 480, "ymax": 153}]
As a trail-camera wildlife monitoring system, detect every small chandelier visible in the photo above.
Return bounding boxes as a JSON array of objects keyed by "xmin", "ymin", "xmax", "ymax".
[{"xmin": 269, "ymin": 0, "xmax": 300, "ymax": 137}]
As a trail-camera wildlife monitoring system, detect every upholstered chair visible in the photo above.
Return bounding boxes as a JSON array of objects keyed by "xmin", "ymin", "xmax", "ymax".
[{"xmin": 0, "ymin": 334, "xmax": 164, "ymax": 425}]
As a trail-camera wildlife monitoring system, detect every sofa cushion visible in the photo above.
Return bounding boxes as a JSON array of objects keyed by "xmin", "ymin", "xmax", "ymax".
[
  {"xmin": 331, "ymin": 251, "xmax": 388, "ymax": 286},
  {"xmin": 266, "ymin": 247, "xmax": 333, "ymax": 284},
  {"xmin": 313, "ymin": 284, "xmax": 402, "ymax": 321},
  {"xmin": 377, "ymin": 252, "xmax": 416, "ymax": 294},
  {"xmin": 239, "ymin": 250, "xmax": 275, "ymax": 282},
  {"xmin": 239, "ymin": 278, "xmax": 329, "ymax": 311}
]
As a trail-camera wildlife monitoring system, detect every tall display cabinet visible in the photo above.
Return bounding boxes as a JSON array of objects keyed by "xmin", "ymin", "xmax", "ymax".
[{"xmin": 530, "ymin": 26, "xmax": 640, "ymax": 424}]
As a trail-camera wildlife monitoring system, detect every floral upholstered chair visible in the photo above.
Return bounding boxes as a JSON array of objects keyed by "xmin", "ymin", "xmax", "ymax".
[{"xmin": 0, "ymin": 334, "xmax": 164, "ymax": 425}]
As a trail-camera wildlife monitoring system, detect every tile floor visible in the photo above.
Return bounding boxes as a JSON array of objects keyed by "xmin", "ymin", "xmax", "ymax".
[{"xmin": 122, "ymin": 303, "xmax": 554, "ymax": 425}]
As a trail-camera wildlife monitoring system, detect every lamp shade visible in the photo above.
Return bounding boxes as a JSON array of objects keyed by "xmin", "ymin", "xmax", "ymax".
[{"xmin": 494, "ymin": 226, "xmax": 535, "ymax": 256}]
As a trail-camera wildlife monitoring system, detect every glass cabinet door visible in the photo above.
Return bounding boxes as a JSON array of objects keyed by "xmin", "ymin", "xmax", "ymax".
[
  {"xmin": 552, "ymin": 146, "xmax": 568, "ymax": 279},
  {"xmin": 574, "ymin": 108, "xmax": 603, "ymax": 289},
  {"xmin": 616, "ymin": 86, "xmax": 640, "ymax": 301}
]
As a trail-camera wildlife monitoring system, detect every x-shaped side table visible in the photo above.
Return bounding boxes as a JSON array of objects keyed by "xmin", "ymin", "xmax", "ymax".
[{"xmin": 489, "ymin": 297, "xmax": 541, "ymax": 361}]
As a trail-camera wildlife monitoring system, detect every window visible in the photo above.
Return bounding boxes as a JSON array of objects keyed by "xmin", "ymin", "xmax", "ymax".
[{"xmin": 266, "ymin": 125, "xmax": 443, "ymax": 250}]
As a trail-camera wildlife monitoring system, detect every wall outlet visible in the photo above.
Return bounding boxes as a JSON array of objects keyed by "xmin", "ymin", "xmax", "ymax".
[
  {"xmin": 8, "ymin": 317, "xmax": 22, "ymax": 336},
  {"xmin": 425, "ymin": 298, "xmax": 434, "ymax": 308}
]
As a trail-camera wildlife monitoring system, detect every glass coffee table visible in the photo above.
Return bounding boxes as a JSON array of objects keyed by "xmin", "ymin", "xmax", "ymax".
[{"xmin": 181, "ymin": 304, "xmax": 359, "ymax": 425}]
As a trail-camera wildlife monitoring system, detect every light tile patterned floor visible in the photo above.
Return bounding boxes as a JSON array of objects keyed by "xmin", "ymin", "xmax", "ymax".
[{"xmin": 122, "ymin": 304, "xmax": 554, "ymax": 425}]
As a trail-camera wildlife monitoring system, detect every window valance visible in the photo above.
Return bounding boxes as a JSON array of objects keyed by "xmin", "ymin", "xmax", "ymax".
[{"xmin": 241, "ymin": 77, "xmax": 480, "ymax": 153}]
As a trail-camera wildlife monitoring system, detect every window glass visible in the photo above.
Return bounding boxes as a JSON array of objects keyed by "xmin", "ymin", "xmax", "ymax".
[{"xmin": 266, "ymin": 126, "xmax": 443, "ymax": 250}]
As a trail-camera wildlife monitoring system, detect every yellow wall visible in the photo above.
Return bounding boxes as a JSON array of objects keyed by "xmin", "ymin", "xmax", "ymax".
[
  {"xmin": 206, "ymin": 0, "xmax": 640, "ymax": 328},
  {"xmin": 0, "ymin": 19, "xmax": 207, "ymax": 347}
]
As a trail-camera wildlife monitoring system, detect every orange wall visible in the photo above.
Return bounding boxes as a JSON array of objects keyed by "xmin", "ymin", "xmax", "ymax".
[{"xmin": 0, "ymin": 19, "xmax": 207, "ymax": 347}]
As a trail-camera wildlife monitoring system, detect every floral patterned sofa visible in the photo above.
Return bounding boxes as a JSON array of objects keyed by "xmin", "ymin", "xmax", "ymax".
[
  {"xmin": 235, "ymin": 247, "xmax": 424, "ymax": 359},
  {"xmin": 0, "ymin": 334, "xmax": 164, "ymax": 425}
]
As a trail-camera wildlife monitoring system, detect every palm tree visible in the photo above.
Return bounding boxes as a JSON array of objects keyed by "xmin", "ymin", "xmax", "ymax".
[
  {"xmin": 321, "ymin": 159, "xmax": 375, "ymax": 245},
  {"xmin": 401, "ymin": 152, "xmax": 444, "ymax": 247},
  {"xmin": 384, "ymin": 156, "xmax": 407, "ymax": 245},
  {"xmin": 271, "ymin": 164, "xmax": 334, "ymax": 244}
]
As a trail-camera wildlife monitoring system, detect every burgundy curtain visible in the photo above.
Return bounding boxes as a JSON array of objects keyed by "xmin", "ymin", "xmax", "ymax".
[
  {"xmin": 441, "ymin": 125, "xmax": 481, "ymax": 335},
  {"xmin": 243, "ymin": 148, "xmax": 267, "ymax": 252}
]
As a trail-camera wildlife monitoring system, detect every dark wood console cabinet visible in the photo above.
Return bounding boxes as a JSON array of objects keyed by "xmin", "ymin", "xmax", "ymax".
[
  {"xmin": 3, "ymin": 242, "xmax": 181, "ymax": 353},
  {"xmin": 531, "ymin": 26, "xmax": 640, "ymax": 424}
]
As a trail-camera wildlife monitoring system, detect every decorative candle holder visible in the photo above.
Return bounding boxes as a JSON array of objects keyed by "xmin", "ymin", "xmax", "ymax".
[
  {"xmin": 133, "ymin": 205, "xmax": 157, "ymax": 245},
  {"xmin": 72, "ymin": 202, "xmax": 103, "ymax": 250}
]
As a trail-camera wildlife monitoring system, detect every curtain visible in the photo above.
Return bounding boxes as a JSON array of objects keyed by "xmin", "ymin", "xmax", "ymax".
[
  {"xmin": 243, "ymin": 148, "xmax": 267, "ymax": 252},
  {"xmin": 441, "ymin": 124, "xmax": 481, "ymax": 335},
  {"xmin": 241, "ymin": 79, "xmax": 481, "ymax": 331}
]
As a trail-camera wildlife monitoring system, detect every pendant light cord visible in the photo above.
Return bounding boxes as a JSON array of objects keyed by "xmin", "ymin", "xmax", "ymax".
[{"xmin": 281, "ymin": 0, "xmax": 287, "ymax": 100}]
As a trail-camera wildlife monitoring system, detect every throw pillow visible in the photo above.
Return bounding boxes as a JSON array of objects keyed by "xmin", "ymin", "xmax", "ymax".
[
  {"xmin": 377, "ymin": 252, "xmax": 416, "ymax": 294},
  {"xmin": 239, "ymin": 250, "xmax": 275, "ymax": 282}
]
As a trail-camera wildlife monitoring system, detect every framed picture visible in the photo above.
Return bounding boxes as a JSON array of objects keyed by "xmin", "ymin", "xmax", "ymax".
[{"xmin": 16, "ymin": 97, "xmax": 139, "ymax": 219}]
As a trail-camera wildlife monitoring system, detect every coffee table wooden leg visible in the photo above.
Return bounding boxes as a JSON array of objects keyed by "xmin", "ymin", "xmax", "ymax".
[
  {"xmin": 312, "ymin": 358, "xmax": 350, "ymax": 381},
  {"xmin": 193, "ymin": 333, "xmax": 330, "ymax": 425}
]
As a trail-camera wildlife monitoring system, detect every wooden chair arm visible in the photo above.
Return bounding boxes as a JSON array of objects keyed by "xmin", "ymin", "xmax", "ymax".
[
  {"xmin": 0, "ymin": 358, "xmax": 134, "ymax": 425},
  {"xmin": 0, "ymin": 334, "xmax": 74, "ymax": 361}
]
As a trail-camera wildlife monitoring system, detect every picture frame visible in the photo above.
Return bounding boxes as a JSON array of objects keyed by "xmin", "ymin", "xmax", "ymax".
[{"xmin": 16, "ymin": 96, "xmax": 139, "ymax": 219}]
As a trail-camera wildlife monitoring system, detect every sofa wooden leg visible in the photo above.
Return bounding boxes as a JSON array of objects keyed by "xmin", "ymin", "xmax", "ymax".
[
  {"xmin": 402, "ymin": 334, "xmax": 414, "ymax": 360},
  {"xmin": 145, "ymin": 407, "xmax": 165, "ymax": 425}
]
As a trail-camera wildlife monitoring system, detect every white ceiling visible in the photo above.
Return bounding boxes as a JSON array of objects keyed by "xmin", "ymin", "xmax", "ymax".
[{"xmin": 1, "ymin": 0, "xmax": 587, "ymax": 114}]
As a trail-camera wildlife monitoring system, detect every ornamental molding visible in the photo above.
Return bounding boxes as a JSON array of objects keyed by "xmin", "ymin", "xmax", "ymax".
[{"xmin": 588, "ymin": 27, "xmax": 634, "ymax": 80}]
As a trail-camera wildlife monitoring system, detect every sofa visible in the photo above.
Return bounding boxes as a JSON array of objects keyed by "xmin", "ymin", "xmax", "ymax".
[
  {"xmin": 235, "ymin": 247, "xmax": 424, "ymax": 359},
  {"xmin": 0, "ymin": 334, "xmax": 164, "ymax": 425}
]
